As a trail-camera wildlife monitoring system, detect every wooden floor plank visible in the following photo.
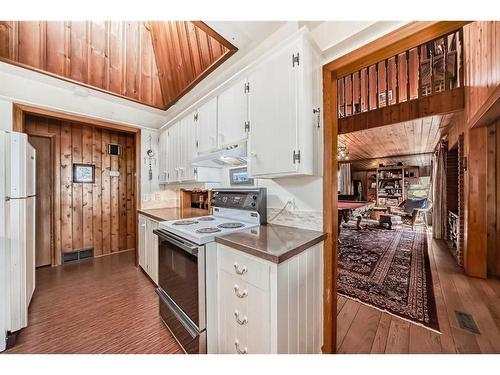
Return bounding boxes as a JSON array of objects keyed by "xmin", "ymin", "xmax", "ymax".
[
  {"xmin": 337, "ymin": 304, "xmax": 381, "ymax": 354},
  {"xmin": 370, "ymin": 313, "xmax": 392, "ymax": 354},
  {"xmin": 5, "ymin": 251, "xmax": 182, "ymax": 354},
  {"xmin": 336, "ymin": 298, "xmax": 361, "ymax": 349},
  {"xmin": 384, "ymin": 318, "xmax": 410, "ymax": 354},
  {"xmin": 408, "ymin": 324, "xmax": 442, "ymax": 353}
]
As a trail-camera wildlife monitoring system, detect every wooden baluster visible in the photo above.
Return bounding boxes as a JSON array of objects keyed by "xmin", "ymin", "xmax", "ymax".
[
  {"xmin": 417, "ymin": 45, "xmax": 422, "ymax": 98},
  {"xmin": 395, "ymin": 55, "xmax": 399, "ymax": 104},
  {"xmin": 375, "ymin": 63, "xmax": 379, "ymax": 108},
  {"xmin": 351, "ymin": 73, "xmax": 355, "ymax": 114},
  {"xmin": 406, "ymin": 50, "xmax": 410, "ymax": 101},
  {"xmin": 367, "ymin": 66, "xmax": 370, "ymax": 111},
  {"xmin": 385, "ymin": 59, "xmax": 389, "ymax": 106},
  {"xmin": 444, "ymin": 34, "xmax": 449, "ymax": 91},
  {"xmin": 358, "ymin": 70, "xmax": 362, "ymax": 112},
  {"xmin": 343, "ymin": 76, "xmax": 347, "ymax": 117},
  {"xmin": 459, "ymin": 29, "xmax": 464, "ymax": 88},
  {"xmin": 430, "ymin": 41, "xmax": 435, "ymax": 95}
]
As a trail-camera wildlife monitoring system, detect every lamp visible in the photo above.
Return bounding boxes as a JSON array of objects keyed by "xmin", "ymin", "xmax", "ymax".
[{"xmin": 337, "ymin": 145, "xmax": 349, "ymax": 160}]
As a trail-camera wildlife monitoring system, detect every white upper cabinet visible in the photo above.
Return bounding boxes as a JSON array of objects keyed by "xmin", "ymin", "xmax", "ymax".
[
  {"xmin": 158, "ymin": 130, "xmax": 168, "ymax": 183},
  {"xmin": 247, "ymin": 32, "xmax": 321, "ymax": 178},
  {"xmin": 196, "ymin": 97, "xmax": 218, "ymax": 154},
  {"xmin": 217, "ymin": 79, "xmax": 249, "ymax": 147},
  {"xmin": 181, "ymin": 112, "xmax": 197, "ymax": 181}
]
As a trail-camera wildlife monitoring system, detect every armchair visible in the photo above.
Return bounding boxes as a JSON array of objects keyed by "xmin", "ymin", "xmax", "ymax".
[{"xmin": 388, "ymin": 198, "xmax": 432, "ymax": 230}]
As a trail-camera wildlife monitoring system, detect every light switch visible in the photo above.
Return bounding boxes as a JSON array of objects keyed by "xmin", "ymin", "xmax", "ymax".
[{"xmin": 110, "ymin": 170, "xmax": 120, "ymax": 177}]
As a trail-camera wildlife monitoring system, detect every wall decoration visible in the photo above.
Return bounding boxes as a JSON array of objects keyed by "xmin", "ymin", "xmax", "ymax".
[{"xmin": 73, "ymin": 163, "xmax": 95, "ymax": 183}]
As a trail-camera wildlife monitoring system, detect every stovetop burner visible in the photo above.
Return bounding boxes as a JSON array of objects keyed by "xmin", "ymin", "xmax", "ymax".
[
  {"xmin": 217, "ymin": 222, "xmax": 245, "ymax": 229},
  {"xmin": 196, "ymin": 227, "xmax": 222, "ymax": 234},
  {"xmin": 173, "ymin": 220, "xmax": 199, "ymax": 226},
  {"xmin": 197, "ymin": 216, "xmax": 216, "ymax": 222}
]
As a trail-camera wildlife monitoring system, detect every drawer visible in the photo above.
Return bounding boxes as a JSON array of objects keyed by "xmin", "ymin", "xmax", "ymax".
[
  {"xmin": 218, "ymin": 270, "xmax": 270, "ymax": 354},
  {"xmin": 218, "ymin": 244, "xmax": 270, "ymax": 291}
]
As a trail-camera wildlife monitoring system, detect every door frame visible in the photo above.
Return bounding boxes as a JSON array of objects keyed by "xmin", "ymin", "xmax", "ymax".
[
  {"xmin": 27, "ymin": 133, "xmax": 56, "ymax": 267},
  {"xmin": 12, "ymin": 103, "xmax": 142, "ymax": 267},
  {"xmin": 321, "ymin": 21, "xmax": 470, "ymax": 353}
]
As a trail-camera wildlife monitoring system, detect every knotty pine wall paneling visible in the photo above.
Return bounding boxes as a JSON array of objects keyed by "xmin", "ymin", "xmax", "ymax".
[{"xmin": 24, "ymin": 114, "xmax": 136, "ymax": 265}]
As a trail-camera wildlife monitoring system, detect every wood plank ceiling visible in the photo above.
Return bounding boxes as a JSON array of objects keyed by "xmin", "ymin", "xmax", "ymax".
[
  {"xmin": 338, "ymin": 113, "xmax": 455, "ymax": 170},
  {"xmin": 0, "ymin": 21, "xmax": 237, "ymax": 110}
]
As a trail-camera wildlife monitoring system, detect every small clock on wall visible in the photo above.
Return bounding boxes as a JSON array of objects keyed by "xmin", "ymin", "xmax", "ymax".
[{"xmin": 73, "ymin": 163, "xmax": 95, "ymax": 183}]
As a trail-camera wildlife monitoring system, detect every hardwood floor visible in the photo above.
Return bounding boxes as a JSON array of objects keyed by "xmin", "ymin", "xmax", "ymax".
[
  {"xmin": 4, "ymin": 251, "xmax": 182, "ymax": 354},
  {"xmin": 337, "ymin": 234, "xmax": 500, "ymax": 353}
]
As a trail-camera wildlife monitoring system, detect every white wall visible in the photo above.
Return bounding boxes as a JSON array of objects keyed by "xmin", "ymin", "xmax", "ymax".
[{"xmin": 140, "ymin": 129, "xmax": 160, "ymax": 201}]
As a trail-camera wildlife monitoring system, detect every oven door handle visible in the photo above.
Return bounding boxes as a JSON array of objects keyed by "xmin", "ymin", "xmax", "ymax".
[
  {"xmin": 153, "ymin": 229, "xmax": 199, "ymax": 256},
  {"xmin": 155, "ymin": 288, "xmax": 199, "ymax": 339}
]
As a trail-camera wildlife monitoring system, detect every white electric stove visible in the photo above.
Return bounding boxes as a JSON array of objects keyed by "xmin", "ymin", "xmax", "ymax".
[{"xmin": 153, "ymin": 188, "xmax": 267, "ymax": 354}]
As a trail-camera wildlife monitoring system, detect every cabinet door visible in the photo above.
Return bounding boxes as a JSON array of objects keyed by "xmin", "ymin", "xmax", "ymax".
[
  {"xmin": 146, "ymin": 219, "xmax": 159, "ymax": 285},
  {"xmin": 248, "ymin": 43, "xmax": 299, "ymax": 177},
  {"xmin": 158, "ymin": 130, "xmax": 168, "ymax": 182},
  {"xmin": 196, "ymin": 97, "xmax": 218, "ymax": 154},
  {"xmin": 138, "ymin": 215, "xmax": 147, "ymax": 271},
  {"xmin": 167, "ymin": 122, "xmax": 180, "ymax": 182},
  {"xmin": 217, "ymin": 79, "xmax": 248, "ymax": 147},
  {"xmin": 180, "ymin": 113, "xmax": 197, "ymax": 182}
]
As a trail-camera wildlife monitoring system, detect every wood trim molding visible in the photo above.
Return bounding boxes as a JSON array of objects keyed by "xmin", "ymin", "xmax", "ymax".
[
  {"xmin": 321, "ymin": 20, "xmax": 469, "ymax": 354},
  {"xmin": 191, "ymin": 21, "xmax": 238, "ymax": 52},
  {"xmin": 13, "ymin": 102, "xmax": 142, "ymax": 268},
  {"xmin": 25, "ymin": 131, "xmax": 57, "ymax": 266},
  {"xmin": 469, "ymin": 85, "xmax": 500, "ymax": 129},
  {"xmin": 12, "ymin": 103, "xmax": 141, "ymax": 134}
]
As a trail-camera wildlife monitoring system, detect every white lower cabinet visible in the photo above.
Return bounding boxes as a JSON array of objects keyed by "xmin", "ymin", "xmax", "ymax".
[
  {"xmin": 213, "ymin": 242, "xmax": 323, "ymax": 354},
  {"xmin": 138, "ymin": 214, "xmax": 159, "ymax": 285}
]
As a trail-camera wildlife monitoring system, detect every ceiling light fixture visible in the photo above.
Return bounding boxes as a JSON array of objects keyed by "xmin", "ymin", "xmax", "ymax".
[{"xmin": 337, "ymin": 145, "xmax": 349, "ymax": 160}]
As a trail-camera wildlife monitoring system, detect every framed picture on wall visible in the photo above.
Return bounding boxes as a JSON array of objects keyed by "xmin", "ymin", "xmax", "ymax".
[{"xmin": 73, "ymin": 163, "xmax": 95, "ymax": 183}]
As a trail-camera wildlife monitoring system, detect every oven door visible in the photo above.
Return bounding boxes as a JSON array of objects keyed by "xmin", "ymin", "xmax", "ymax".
[{"xmin": 153, "ymin": 229, "xmax": 206, "ymax": 352}]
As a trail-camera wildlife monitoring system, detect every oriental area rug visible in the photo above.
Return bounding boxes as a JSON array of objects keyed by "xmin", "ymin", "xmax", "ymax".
[{"xmin": 337, "ymin": 221, "xmax": 440, "ymax": 332}]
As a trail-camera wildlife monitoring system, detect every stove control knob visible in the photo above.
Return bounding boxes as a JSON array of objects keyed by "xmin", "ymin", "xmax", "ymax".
[
  {"xmin": 251, "ymin": 202, "xmax": 256, "ymax": 207},
  {"xmin": 252, "ymin": 195, "xmax": 257, "ymax": 200}
]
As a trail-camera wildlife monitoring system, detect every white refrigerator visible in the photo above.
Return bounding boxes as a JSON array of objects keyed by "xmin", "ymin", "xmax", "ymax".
[{"xmin": 0, "ymin": 130, "xmax": 36, "ymax": 352}]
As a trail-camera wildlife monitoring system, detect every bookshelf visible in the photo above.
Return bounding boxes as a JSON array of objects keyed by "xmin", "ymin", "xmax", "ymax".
[{"xmin": 376, "ymin": 165, "xmax": 420, "ymax": 207}]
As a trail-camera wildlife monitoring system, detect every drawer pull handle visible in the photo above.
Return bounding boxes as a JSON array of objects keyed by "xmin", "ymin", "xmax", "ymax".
[
  {"xmin": 233, "ymin": 262, "xmax": 247, "ymax": 275},
  {"xmin": 233, "ymin": 285, "xmax": 248, "ymax": 299},
  {"xmin": 234, "ymin": 339, "xmax": 247, "ymax": 354},
  {"xmin": 234, "ymin": 310, "xmax": 248, "ymax": 325}
]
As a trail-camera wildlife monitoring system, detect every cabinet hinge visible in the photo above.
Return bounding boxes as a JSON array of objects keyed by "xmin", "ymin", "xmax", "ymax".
[
  {"xmin": 196, "ymin": 140, "xmax": 199, "ymax": 148},
  {"xmin": 244, "ymin": 121, "xmax": 250, "ymax": 132},
  {"xmin": 244, "ymin": 82, "xmax": 250, "ymax": 93},
  {"xmin": 292, "ymin": 52, "xmax": 300, "ymax": 67},
  {"xmin": 293, "ymin": 150, "xmax": 301, "ymax": 164},
  {"xmin": 194, "ymin": 167, "xmax": 198, "ymax": 176},
  {"xmin": 167, "ymin": 172, "xmax": 170, "ymax": 179},
  {"xmin": 194, "ymin": 112, "xmax": 198, "ymax": 122}
]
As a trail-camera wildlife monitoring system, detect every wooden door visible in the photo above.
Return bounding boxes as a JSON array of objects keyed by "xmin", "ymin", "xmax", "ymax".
[
  {"xmin": 217, "ymin": 79, "xmax": 248, "ymax": 146},
  {"xmin": 248, "ymin": 42, "xmax": 299, "ymax": 177},
  {"xmin": 28, "ymin": 135, "xmax": 52, "ymax": 267},
  {"xmin": 196, "ymin": 97, "xmax": 218, "ymax": 154}
]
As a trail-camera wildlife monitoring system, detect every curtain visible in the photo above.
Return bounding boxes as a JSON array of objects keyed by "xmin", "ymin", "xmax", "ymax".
[
  {"xmin": 432, "ymin": 142, "xmax": 447, "ymax": 239},
  {"xmin": 338, "ymin": 163, "xmax": 353, "ymax": 195}
]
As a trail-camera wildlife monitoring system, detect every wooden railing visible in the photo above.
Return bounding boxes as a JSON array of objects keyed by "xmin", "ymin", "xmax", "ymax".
[{"xmin": 337, "ymin": 29, "xmax": 463, "ymax": 119}]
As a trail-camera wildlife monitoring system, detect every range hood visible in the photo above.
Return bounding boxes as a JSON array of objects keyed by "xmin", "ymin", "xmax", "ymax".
[{"xmin": 191, "ymin": 141, "xmax": 247, "ymax": 168}]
